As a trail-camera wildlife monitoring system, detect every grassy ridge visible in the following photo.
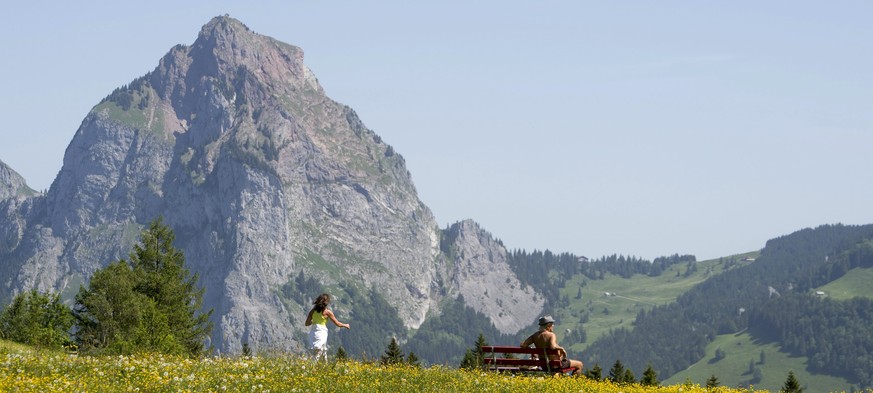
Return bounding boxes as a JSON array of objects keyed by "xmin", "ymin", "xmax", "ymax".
[{"xmin": 0, "ymin": 341, "xmax": 764, "ymax": 392}]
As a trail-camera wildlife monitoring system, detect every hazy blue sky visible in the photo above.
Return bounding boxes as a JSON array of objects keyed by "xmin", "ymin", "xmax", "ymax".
[{"xmin": 2, "ymin": 1, "xmax": 871, "ymax": 261}]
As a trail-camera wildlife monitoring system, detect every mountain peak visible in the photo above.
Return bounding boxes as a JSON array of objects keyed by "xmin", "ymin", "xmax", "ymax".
[{"xmin": 195, "ymin": 15, "xmax": 255, "ymax": 52}]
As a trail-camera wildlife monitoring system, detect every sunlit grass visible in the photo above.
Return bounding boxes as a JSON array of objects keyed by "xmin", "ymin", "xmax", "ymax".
[{"xmin": 0, "ymin": 346, "xmax": 771, "ymax": 392}]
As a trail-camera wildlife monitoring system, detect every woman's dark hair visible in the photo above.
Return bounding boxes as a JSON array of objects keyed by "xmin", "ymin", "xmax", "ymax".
[{"xmin": 313, "ymin": 293, "xmax": 331, "ymax": 312}]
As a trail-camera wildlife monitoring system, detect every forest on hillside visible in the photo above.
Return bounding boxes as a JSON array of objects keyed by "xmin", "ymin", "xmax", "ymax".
[{"xmin": 582, "ymin": 224, "xmax": 873, "ymax": 388}]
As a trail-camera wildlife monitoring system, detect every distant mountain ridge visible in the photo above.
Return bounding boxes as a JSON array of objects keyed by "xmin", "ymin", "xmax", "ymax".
[{"xmin": 0, "ymin": 16, "xmax": 543, "ymax": 354}]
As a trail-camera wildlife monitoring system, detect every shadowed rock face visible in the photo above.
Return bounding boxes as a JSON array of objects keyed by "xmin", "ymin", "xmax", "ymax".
[{"xmin": 0, "ymin": 16, "xmax": 543, "ymax": 354}]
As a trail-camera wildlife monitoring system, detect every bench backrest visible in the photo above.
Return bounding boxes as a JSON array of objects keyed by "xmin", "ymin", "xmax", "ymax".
[{"xmin": 480, "ymin": 346, "xmax": 566, "ymax": 372}]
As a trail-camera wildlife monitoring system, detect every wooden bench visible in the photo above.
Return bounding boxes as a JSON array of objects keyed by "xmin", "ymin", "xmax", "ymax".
[{"xmin": 480, "ymin": 346, "xmax": 575, "ymax": 374}]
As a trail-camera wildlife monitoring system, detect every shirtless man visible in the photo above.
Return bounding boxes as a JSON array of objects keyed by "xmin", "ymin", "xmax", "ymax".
[{"xmin": 520, "ymin": 315, "xmax": 583, "ymax": 375}]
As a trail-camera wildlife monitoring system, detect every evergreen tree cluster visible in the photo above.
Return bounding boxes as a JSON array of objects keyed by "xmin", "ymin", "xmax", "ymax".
[
  {"xmin": 281, "ymin": 271, "xmax": 325, "ymax": 308},
  {"xmin": 505, "ymin": 250, "xmax": 694, "ymax": 307},
  {"xmin": 406, "ymin": 296, "xmax": 519, "ymax": 366},
  {"xmin": 459, "ymin": 334, "xmax": 490, "ymax": 370},
  {"xmin": 378, "ymin": 337, "xmax": 420, "ymax": 367},
  {"xmin": 506, "ymin": 249, "xmax": 581, "ymax": 305},
  {"xmin": 603, "ymin": 359, "xmax": 660, "ymax": 385},
  {"xmin": 333, "ymin": 283, "xmax": 406, "ymax": 360},
  {"xmin": 750, "ymin": 294, "xmax": 873, "ymax": 387},
  {"xmin": 590, "ymin": 254, "xmax": 694, "ymax": 280}
]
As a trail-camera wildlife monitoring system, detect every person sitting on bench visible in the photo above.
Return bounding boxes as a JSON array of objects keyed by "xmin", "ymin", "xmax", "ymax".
[{"xmin": 520, "ymin": 315, "xmax": 583, "ymax": 375}]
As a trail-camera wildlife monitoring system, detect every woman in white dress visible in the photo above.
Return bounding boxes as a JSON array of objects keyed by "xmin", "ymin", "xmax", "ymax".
[{"xmin": 305, "ymin": 293, "xmax": 350, "ymax": 360}]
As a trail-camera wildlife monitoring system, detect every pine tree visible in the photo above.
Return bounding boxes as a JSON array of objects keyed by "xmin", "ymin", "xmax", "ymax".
[
  {"xmin": 460, "ymin": 349, "xmax": 478, "ymax": 370},
  {"xmin": 608, "ymin": 359, "xmax": 625, "ymax": 382},
  {"xmin": 474, "ymin": 333, "xmax": 488, "ymax": 367},
  {"xmin": 706, "ymin": 374, "xmax": 720, "ymax": 388},
  {"xmin": 129, "ymin": 217, "xmax": 213, "ymax": 355},
  {"xmin": 335, "ymin": 346, "xmax": 347, "ymax": 361},
  {"xmin": 584, "ymin": 363, "xmax": 603, "ymax": 380},
  {"xmin": 381, "ymin": 337, "xmax": 405, "ymax": 365},
  {"xmin": 623, "ymin": 368, "xmax": 636, "ymax": 384},
  {"xmin": 460, "ymin": 333, "xmax": 489, "ymax": 370},
  {"xmin": 407, "ymin": 351, "xmax": 420, "ymax": 367},
  {"xmin": 781, "ymin": 371, "xmax": 803, "ymax": 393},
  {"xmin": 641, "ymin": 364, "xmax": 658, "ymax": 386}
]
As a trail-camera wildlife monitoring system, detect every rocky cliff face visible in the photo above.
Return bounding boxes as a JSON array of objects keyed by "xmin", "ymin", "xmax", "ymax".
[
  {"xmin": 0, "ymin": 161, "xmax": 37, "ymax": 200},
  {"xmin": 0, "ymin": 16, "xmax": 543, "ymax": 353},
  {"xmin": 442, "ymin": 220, "xmax": 545, "ymax": 333}
]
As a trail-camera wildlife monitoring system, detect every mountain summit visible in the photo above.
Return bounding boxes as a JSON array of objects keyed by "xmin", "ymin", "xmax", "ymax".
[{"xmin": 0, "ymin": 16, "xmax": 543, "ymax": 353}]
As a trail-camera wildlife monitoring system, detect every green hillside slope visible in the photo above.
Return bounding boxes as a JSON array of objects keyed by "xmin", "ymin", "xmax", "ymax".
[
  {"xmin": 815, "ymin": 266, "xmax": 873, "ymax": 300},
  {"xmin": 665, "ymin": 331, "xmax": 854, "ymax": 392},
  {"xmin": 555, "ymin": 253, "xmax": 758, "ymax": 354},
  {"xmin": 573, "ymin": 224, "xmax": 873, "ymax": 389}
]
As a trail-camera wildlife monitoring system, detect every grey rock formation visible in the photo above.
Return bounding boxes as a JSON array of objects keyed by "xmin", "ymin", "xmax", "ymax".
[
  {"xmin": 0, "ymin": 16, "xmax": 543, "ymax": 353},
  {"xmin": 442, "ymin": 220, "xmax": 544, "ymax": 334},
  {"xmin": 0, "ymin": 160, "xmax": 37, "ymax": 200}
]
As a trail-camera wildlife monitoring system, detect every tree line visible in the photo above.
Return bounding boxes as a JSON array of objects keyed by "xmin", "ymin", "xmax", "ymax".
[{"xmin": 506, "ymin": 250, "xmax": 694, "ymax": 308}]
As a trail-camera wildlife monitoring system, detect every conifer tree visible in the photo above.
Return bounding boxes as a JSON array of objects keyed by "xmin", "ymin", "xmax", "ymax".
[
  {"xmin": 781, "ymin": 371, "xmax": 803, "ymax": 393},
  {"xmin": 584, "ymin": 363, "xmax": 603, "ymax": 380},
  {"xmin": 623, "ymin": 368, "xmax": 636, "ymax": 384},
  {"xmin": 129, "ymin": 217, "xmax": 212, "ymax": 355},
  {"xmin": 706, "ymin": 374, "xmax": 720, "ymax": 388},
  {"xmin": 460, "ymin": 349, "xmax": 478, "ymax": 370},
  {"xmin": 335, "ymin": 346, "xmax": 347, "ymax": 361},
  {"xmin": 608, "ymin": 359, "xmax": 626, "ymax": 382},
  {"xmin": 407, "ymin": 351, "xmax": 420, "ymax": 367},
  {"xmin": 381, "ymin": 337, "xmax": 405, "ymax": 365},
  {"xmin": 641, "ymin": 364, "xmax": 658, "ymax": 386},
  {"xmin": 460, "ymin": 333, "xmax": 489, "ymax": 370},
  {"xmin": 474, "ymin": 333, "xmax": 488, "ymax": 366}
]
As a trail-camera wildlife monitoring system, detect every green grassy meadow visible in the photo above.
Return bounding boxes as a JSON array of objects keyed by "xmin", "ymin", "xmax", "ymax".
[{"xmin": 815, "ymin": 266, "xmax": 873, "ymax": 300}]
